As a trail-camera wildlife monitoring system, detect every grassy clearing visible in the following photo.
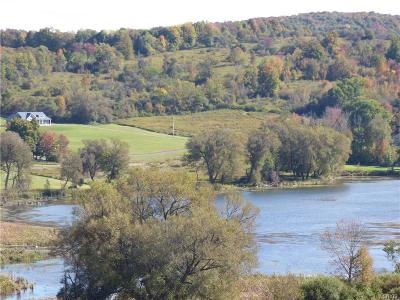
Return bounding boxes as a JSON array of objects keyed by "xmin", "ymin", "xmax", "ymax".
[
  {"xmin": 28, "ymin": 174, "xmax": 66, "ymax": 190},
  {"xmin": 40, "ymin": 123, "xmax": 187, "ymax": 161},
  {"xmin": 146, "ymin": 47, "xmax": 231, "ymax": 72},
  {"xmin": 31, "ymin": 162, "xmax": 60, "ymax": 179},
  {"xmin": 118, "ymin": 109, "xmax": 276, "ymax": 137}
]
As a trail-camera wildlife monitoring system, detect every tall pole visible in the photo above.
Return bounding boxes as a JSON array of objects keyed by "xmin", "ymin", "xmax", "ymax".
[{"xmin": 172, "ymin": 116, "xmax": 175, "ymax": 136}]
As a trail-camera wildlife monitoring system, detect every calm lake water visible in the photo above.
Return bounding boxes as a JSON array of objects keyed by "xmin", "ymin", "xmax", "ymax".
[
  {"xmin": 1, "ymin": 179, "xmax": 399, "ymax": 299},
  {"xmin": 245, "ymin": 179, "xmax": 400, "ymax": 274},
  {"xmin": 2, "ymin": 204, "xmax": 78, "ymax": 227}
]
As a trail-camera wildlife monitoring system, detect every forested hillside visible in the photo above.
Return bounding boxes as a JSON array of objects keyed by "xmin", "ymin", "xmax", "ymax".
[
  {"xmin": 1, "ymin": 12, "xmax": 399, "ymax": 118},
  {"xmin": 1, "ymin": 12, "xmax": 400, "ymax": 165}
]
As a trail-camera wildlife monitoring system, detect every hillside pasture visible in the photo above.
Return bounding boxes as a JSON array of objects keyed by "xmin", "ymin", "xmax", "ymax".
[{"xmin": 118, "ymin": 109, "xmax": 276, "ymax": 137}]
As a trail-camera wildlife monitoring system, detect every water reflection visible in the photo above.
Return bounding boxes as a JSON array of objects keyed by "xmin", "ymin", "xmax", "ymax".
[{"xmin": 3, "ymin": 204, "xmax": 78, "ymax": 227}]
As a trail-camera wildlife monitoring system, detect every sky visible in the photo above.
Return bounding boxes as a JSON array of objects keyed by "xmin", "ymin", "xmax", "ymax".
[{"xmin": 1, "ymin": 0, "xmax": 399, "ymax": 31}]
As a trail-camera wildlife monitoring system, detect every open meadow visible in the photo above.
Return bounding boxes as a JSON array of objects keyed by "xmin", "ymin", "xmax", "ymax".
[
  {"xmin": 1, "ymin": 123, "xmax": 188, "ymax": 191},
  {"xmin": 40, "ymin": 123, "xmax": 188, "ymax": 161}
]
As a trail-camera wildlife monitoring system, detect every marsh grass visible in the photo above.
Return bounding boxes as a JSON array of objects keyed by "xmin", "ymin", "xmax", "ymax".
[
  {"xmin": 0, "ymin": 248, "xmax": 50, "ymax": 264},
  {"xmin": 0, "ymin": 222, "xmax": 57, "ymax": 247},
  {"xmin": 0, "ymin": 274, "xmax": 33, "ymax": 296},
  {"xmin": 0, "ymin": 222, "xmax": 57, "ymax": 265}
]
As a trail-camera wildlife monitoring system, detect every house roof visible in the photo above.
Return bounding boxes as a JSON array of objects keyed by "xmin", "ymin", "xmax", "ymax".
[{"xmin": 13, "ymin": 112, "xmax": 51, "ymax": 120}]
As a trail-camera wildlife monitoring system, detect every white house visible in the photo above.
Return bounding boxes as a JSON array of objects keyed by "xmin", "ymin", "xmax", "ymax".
[{"xmin": 8, "ymin": 112, "xmax": 52, "ymax": 126}]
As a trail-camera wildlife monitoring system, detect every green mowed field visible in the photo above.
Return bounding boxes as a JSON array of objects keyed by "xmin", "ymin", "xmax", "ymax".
[
  {"xmin": 40, "ymin": 123, "xmax": 188, "ymax": 161},
  {"xmin": 344, "ymin": 165, "xmax": 400, "ymax": 174},
  {"xmin": 118, "ymin": 109, "xmax": 276, "ymax": 137}
]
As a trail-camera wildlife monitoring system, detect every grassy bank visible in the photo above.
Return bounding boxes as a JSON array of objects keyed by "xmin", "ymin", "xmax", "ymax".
[
  {"xmin": 200, "ymin": 166, "xmax": 399, "ymax": 194},
  {"xmin": 344, "ymin": 165, "xmax": 400, "ymax": 176},
  {"xmin": 238, "ymin": 273, "xmax": 400, "ymax": 299},
  {"xmin": 0, "ymin": 248, "xmax": 50, "ymax": 265}
]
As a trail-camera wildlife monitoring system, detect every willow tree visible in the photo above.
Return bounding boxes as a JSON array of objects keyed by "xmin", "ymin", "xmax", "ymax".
[
  {"xmin": 57, "ymin": 169, "xmax": 258, "ymax": 299},
  {"xmin": 246, "ymin": 127, "xmax": 281, "ymax": 184},
  {"xmin": 186, "ymin": 128, "xmax": 242, "ymax": 184}
]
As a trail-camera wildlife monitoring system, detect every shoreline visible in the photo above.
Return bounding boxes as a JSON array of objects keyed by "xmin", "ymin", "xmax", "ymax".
[
  {"xmin": 219, "ymin": 175, "xmax": 399, "ymax": 193},
  {"xmin": 1, "ymin": 175, "xmax": 398, "ymax": 204}
]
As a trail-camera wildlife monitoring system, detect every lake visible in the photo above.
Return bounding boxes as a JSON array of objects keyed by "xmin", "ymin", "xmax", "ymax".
[
  {"xmin": 1, "ymin": 204, "xmax": 78, "ymax": 227},
  {"xmin": 244, "ymin": 179, "xmax": 399, "ymax": 274},
  {"xmin": 1, "ymin": 179, "xmax": 399, "ymax": 299}
]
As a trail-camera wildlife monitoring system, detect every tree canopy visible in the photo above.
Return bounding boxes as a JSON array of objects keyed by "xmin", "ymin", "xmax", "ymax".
[{"xmin": 57, "ymin": 169, "xmax": 258, "ymax": 299}]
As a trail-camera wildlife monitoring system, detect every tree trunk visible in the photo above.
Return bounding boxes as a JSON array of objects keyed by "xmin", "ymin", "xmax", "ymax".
[
  {"xmin": 62, "ymin": 179, "xmax": 69, "ymax": 190},
  {"xmin": 348, "ymin": 257, "xmax": 354, "ymax": 284},
  {"xmin": 248, "ymin": 165, "xmax": 256, "ymax": 183},
  {"xmin": 4, "ymin": 165, "xmax": 11, "ymax": 190}
]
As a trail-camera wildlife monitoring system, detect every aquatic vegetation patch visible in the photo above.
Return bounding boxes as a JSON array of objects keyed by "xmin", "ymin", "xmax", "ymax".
[{"xmin": 0, "ymin": 274, "xmax": 33, "ymax": 296}]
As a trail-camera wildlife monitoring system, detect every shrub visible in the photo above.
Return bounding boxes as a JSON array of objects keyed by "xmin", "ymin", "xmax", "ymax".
[
  {"xmin": 263, "ymin": 274, "xmax": 303, "ymax": 300},
  {"xmin": 21, "ymin": 80, "xmax": 33, "ymax": 90},
  {"xmin": 372, "ymin": 273, "xmax": 400, "ymax": 297},
  {"xmin": 339, "ymin": 285, "xmax": 382, "ymax": 300},
  {"xmin": 302, "ymin": 276, "xmax": 345, "ymax": 300},
  {"xmin": 238, "ymin": 274, "xmax": 303, "ymax": 300}
]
